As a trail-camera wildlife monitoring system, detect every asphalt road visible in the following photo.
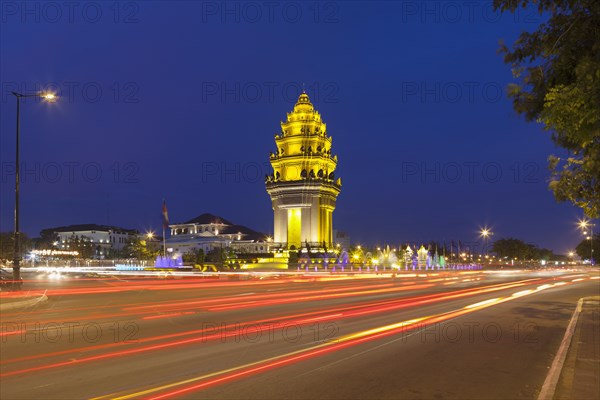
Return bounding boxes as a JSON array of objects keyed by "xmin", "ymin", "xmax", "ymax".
[{"xmin": 1, "ymin": 269, "xmax": 598, "ymax": 399}]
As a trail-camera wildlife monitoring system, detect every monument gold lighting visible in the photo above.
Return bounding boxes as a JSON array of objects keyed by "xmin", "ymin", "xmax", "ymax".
[{"xmin": 266, "ymin": 92, "xmax": 341, "ymax": 250}]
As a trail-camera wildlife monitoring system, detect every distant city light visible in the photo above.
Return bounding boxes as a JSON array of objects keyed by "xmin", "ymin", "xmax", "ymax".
[{"xmin": 31, "ymin": 249, "xmax": 79, "ymax": 256}]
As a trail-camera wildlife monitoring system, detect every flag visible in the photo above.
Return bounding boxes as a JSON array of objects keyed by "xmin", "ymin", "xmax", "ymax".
[{"xmin": 162, "ymin": 200, "xmax": 169, "ymax": 228}]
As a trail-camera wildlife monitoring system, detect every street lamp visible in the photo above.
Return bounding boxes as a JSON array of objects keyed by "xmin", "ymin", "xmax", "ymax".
[
  {"xmin": 10, "ymin": 91, "xmax": 57, "ymax": 287},
  {"xmin": 479, "ymin": 227, "xmax": 493, "ymax": 256},
  {"xmin": 578, "ymin": 219, "xmax": 595, "ymax": 266}
]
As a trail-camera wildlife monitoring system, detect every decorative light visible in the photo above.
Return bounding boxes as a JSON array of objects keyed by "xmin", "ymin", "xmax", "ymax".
[{"xmin": 31, "ymin": 249, "xmax": 79, "ymax": 256}]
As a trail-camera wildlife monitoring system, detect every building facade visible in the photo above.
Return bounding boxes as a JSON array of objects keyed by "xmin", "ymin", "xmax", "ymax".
[
  {"xmin": 166, "ymin": 213, "xmax": 269, "ymax": 257},
  {"xmin": 44, "ymin": 224, "xmax": 138, "ymax": 258},
  {"xmin": 266, "ymin": 92, "xmax": 341, "ymax": 250}
]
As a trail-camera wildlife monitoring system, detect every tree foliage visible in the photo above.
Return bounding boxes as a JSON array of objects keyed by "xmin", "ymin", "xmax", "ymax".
[
  {"xmin": 63, "ymin": 235, "xmax": 95, "ymax": 258},
  {"xmin": 183, "ymin": 249, "xmax": 205, "ymax": 264},
  {"xmin": 495, "ymin": 0, "xmax": 600, "ymax": 217},
  {"xmin": 575, "ymin": 233, "xmax": 599, "ymax": 260},
  {"xmin": 206, "ymin": 248, "xmax": 231, "ymax": 263},
  {"xmin": 122, "ymin": 239, "xmax": 158, "ymax": 260},
  {"xmin": 34, "ymin": 230, "xmax": 58, "ymax": 249},
  {"xmin": 0, "ymin": 232, "xmax": 32, "ymax": 261},
  {"xmin": 491, "ymin": 237, "xmax": 555, "ymax": 260}
]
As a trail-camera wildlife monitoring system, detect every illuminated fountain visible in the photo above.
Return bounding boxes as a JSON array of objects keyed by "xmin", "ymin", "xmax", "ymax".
[
  {"xmin": 338, "ymin": 250, "xmax": 349, "ymax": 264},
  {"xmin": 338, "ymin": 250, "xmax": 349, "ymax": 271},
  {"xmin": 402, "ymin": 246, "xmax": 414, "ymax": 270},
  {"xmin": 417, "ymin": 245, "xmax": 428, "ymax": 269},
  {"xmin": 155, "ymin": 255, "xmax": 183, "ymax": 268},
  {"xmin": 376, "ymin": 245, "xmax": 398, "ymax": 269}
]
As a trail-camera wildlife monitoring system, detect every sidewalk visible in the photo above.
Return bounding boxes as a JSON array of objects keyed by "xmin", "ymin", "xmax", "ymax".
[{"xmin": 554, "ymin": 296, "xmax": 600, "ymax": 400}]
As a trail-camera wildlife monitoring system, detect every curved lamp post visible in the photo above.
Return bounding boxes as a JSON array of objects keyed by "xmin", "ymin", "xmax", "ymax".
[{"xmin": 10, "ymin": 91, "xmax": 57, "ymax": 288}]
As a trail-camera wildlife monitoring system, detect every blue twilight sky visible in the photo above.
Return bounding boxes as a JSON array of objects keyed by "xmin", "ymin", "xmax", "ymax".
[{"xmin": 0, "ymin": 1, "xmax": 589, "ymax": 253}]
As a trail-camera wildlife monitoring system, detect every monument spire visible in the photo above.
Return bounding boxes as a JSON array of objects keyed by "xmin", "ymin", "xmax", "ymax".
[{"xmin": 266, "ymin": 92, "xmax": 341, "ymax": 251}]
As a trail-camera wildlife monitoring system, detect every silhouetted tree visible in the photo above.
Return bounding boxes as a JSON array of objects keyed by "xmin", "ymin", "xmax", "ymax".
[
  {"xmin": 495, "ymin": 0, "xmax": 600, "ymax": 217},
  {"xmin": 575, "ymin": 234, "xmax": 599, "ymax": 261},
  {"xmin": 0, "ymin": 232, "xmax": 32, "ymax": 261}
]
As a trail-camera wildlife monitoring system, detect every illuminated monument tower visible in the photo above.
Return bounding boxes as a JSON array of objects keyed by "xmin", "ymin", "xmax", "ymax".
[{"xmin": 266, "ymin": 92, "xmax": 341, "ymax": 250}]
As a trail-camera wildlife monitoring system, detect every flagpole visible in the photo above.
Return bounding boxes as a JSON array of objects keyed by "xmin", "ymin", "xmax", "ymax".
[
  {"xmin": 161, "ymin": 199, "xmax": 169, "ymax": 260},
  {"xmin": 163, "ymin": 225, "xmax": 166, "ymax": 258}
]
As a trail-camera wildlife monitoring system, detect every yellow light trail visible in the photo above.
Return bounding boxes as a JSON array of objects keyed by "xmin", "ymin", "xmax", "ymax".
[{"xmin": 91, "ymin": 281, "xmax": 566, "ymax": 400}]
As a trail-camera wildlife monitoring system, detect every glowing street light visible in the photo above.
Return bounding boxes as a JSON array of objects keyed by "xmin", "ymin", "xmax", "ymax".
[
  {"xmin": 146, "ymin": 231, "xmax": 155, "ymax": 240},
  {"xmin": 42, "ymin": 93, "xmax": 57, "ymax": 101},
  {"xmin": 577, "ymin": 219, "xmax": 595, "ymax": 265},
  {"xmin": 10, "ymin": 91, "xmax": 58, "ymax": 287},
  {"xmin": 479, "ymin": 227, "xmax": 493, "ymax": 256}
]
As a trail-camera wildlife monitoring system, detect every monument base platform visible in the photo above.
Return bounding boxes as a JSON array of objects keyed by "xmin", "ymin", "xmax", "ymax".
[{"xmin": 241, "ymin": 253, "xmax": 291, "ymax": 270}]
